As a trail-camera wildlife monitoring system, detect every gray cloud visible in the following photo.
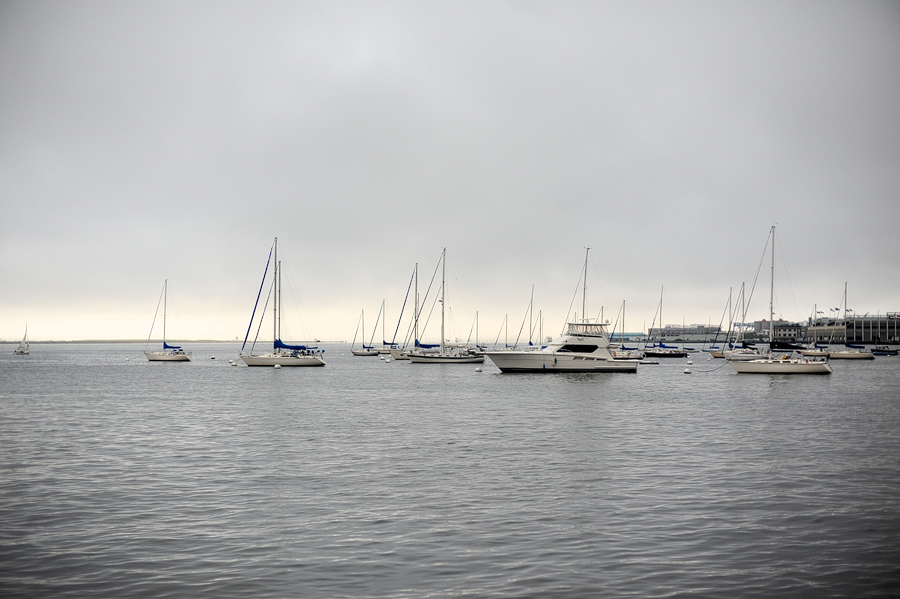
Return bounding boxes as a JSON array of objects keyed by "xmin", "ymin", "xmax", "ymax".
[{"xmin": 2, "ymin": 0, "xmax": 898, "ymax": 341}]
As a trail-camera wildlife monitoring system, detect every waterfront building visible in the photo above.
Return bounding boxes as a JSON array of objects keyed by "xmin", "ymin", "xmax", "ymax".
[
  {"xmin": 804, "ymin": 313, "xmax": 900, "ymax": 344},
  {"xmin": 753, "ymin": 320, "xmax": 803, "ymax": 342},
  {"xmin": 845, "ymin": 313, "xmax": 900, "ymax": 344},
  {"xmin": 647, "ymin": 324, "xmax": 724, "ymax": 343}
]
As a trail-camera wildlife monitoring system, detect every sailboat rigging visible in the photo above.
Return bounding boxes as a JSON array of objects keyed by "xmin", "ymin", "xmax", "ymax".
[
  {"xmin": 351, "ymin": 310, "xmax": 378, "ymax": 356},
  {"xmin": 14, "ymin": 325, "xmax": 29, "ymax": 355},
  {"xmin": 144, "ymin": 280, "xmax": 192, "ymax": 362},
  {"xmin": 408, "ymin": 248, "xmax": 484, "ymax": 364},
  {"xmin": 240, "ymin": 238, "xmax": 325, "ymax": 367},
  {"xmin": 729, "ymin": 226, "xmax": 831, "ymax": 374}
]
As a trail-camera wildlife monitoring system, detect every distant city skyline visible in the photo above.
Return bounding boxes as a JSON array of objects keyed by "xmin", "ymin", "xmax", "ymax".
[{"xmin": 2, "ymin": 1, "xmax": 899, "ymax": 341}]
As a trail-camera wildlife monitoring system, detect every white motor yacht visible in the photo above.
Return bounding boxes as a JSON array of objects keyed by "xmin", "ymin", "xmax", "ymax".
[{"xmin": 486, "ymin": 322, "xmax": 638, "ymax": 373}]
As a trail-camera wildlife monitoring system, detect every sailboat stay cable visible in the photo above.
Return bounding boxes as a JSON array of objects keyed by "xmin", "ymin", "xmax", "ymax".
[
  {"xmin": 413, "ymin": 250, "xmax": 444, "ymax": 346},
  {"xmin": 144, "ymin": 280, "xmax": 167, "ymax": 351},
  {"xmin": 241, "ymin": 244, "xmax": 273, "ymax": 352},
  {"xmin": 492, "ymin": 314, "xmax": 506, "ymax": 349},
  {"xmin": 367, "ymin": 301, "xmax": 384, "ymax": 349},
  {"xmin": 741, "ymin": 229, "xmax": 771, "ymax": 329},
  {"xmin": 562, "ymin": 253, "xmax": 588, "ymax": 335},
  {"xmin": 389, "ymin": 267, "xmax": 416, "ymax": 347},
  {"xmin": 249, "ymin": 281, "xmax": 274, "ymax": 356},
  {"xmin": 350, "ymin": 311, "xmax": 362, "ymax": 348},
  {"xmin": 512, "ymin": 286, "xmax": 536, "ymax": 348},
  {"xmin": 280, "ymin": 259, "xmax": 318, "ymax": 344}
]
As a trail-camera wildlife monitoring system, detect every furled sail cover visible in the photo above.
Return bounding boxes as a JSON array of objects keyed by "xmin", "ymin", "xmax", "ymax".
[
  {"xmin": 274, "ymin": 339, "xmax": 314, "ymax": 350},
  {"xmin": 770, "ymin": 341, "xmax": 805, "ymax": 350},
  {"xmin": 845, "ymin": 342, "xmax": 866, "ymax": 349},
  {"xmin": 415, "ymin": 340, "xmax": 439, "ymax": 349},
  {"xmin": 659, "ymin": 343, "xmax": 680, "ymax": 349},
  {"xmin": 163, "ymin": 342, "xmax": 182, "ymax": 349}
]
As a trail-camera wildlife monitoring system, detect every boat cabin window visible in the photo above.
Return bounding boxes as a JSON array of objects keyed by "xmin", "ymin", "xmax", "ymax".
[{"xmin": 557, "ymin": 344, "xmax": 599, "ymax": 353}]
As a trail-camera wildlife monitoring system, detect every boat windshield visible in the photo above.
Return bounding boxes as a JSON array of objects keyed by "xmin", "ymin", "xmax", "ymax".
[{"xmin": 565, "ymin": 322, "xmax": 607, "ymax": 337}]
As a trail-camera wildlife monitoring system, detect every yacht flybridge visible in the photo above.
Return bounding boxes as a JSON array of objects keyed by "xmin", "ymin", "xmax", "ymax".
[{"xmin": 486, "ymin": 321, "xmax": 638, "ymax": 372}]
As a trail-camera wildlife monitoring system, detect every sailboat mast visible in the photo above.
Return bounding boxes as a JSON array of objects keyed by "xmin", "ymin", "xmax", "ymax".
[
  {"xmin": 163, "ymin": 279, "xmax": 167, "ymax": 344},
  {"xmin": 582, "ymin": 247, "xmax": 590, "ymax": 323},
  {"xmin": 660, "ymin": 286, "xmax": 664, "ymax": 336},
  {"xmin": 273, "ymin": 237, "xmax": 279, "ymax": 345},
  {"xmin": 530, "ymin": 285, "xmax": 534, "ymax": 345},
  {"xmin": 843, "ymin": 281, "xmax": 848, "ymax": 322},
  {"xmin": 414, "ymin": 263, "xmax": 418, "ymax": 347},
  {"xmin": 440, "ymin": 247, "xmax": 446, "ymax": 354},
  {"xmin": 769, "ymin": 226, "xmax": 775, "ymax": 346}
]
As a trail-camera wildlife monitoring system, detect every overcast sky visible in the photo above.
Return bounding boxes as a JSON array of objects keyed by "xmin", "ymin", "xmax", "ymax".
[{"xmin": 2, "ymin": 0, "xmax": 898, "ymax": 342}]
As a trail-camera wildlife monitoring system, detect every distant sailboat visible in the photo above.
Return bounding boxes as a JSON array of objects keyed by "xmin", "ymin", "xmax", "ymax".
[
  {"xmin": 828, "ymin": 283, "xmax": 875, "ymax": 360},
  {"xmin": 240, "ymin": 238, "xmax": 325, "ymax": 367},
  {"xmin": 144, "ymin": 280, "xmax": 192, "ymax": 362},
  {"xmin": 642, "ymin": 287, "xmax": 689, "ymax": 358},
  {"xmin": 351, "ymin": 309, "xmax": 378, "ymax": 356},
  {"xmin": 729, "ymin": 226, "xmax": 832, "ymax": 374},
  {"xmin": 409, "ymin": 248, "xmax": 484, "ymax": 364},
  {"xmin": 14, "ymin": 325, "xmax": 29, "ymax": 355}
]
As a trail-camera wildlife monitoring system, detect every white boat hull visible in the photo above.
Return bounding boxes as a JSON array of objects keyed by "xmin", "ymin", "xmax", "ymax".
[
  {"xmin": 241, "ymin": 353, "xmax": 326, "ymax": 367},
  {"xmin": 486, "ymin": 351, "xmax": 637, "ymax": 373},
  {"xmin": 828, "ymin": 351, "xmax": 875, "ymax": 360},
  {"xmin": 351, "ymin": 350, "xmax": 378, "ymax": 356},
  {"xmin": 723, "ymin": 350, "xmax": 763, "ymax": 362},
  {"xmin": 408, "ymin": 353, "xmax": 484, "ymax": 364},
  {"xmin": 730, "ymin": 358, "xmax": 832, "ymax": 374},
  {"xmin": 389, "ymin": 349, "xmax": 410, "ymax": 360},
  {"xmin": 145, "ymin": 351, "xmax": 192, "ymax": 362}
]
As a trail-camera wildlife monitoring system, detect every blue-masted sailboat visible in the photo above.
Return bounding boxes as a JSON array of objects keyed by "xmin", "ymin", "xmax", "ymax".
[
  {"xmin": 240, "ymin": 238, "xmax": 325, "ymax": 367},
  {"xmin": 144, "ymin": 280, "xmax": 192, "ymax": 362}
]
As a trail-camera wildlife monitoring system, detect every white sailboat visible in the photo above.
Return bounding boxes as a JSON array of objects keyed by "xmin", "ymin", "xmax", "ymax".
[
  {"xmin": 240, "ymin": 238, "xmax": 326, "ymax": 367},
  {"xmin": 408, "ymin": 248, "xmax": 484, "ymax": 364},
  {"xmin": 144, "ymin": 280, "xmax": 192, "ymax": 362},
  {"xmin": 730, "ymin": 226, "xmax": 832, "ymax": 374},
  {"xmin": 13, "ymin": 325, "xmax": 29, "ymax": 355},
  {"xmin": 351, "ymin": 310, "xmax": 378, "ymax": 356},
  {"xmin": 642, "ymin": 287, "xmax": 690, "ymax": 358},
  {"xmin": 828, "ymin": 283, "xmax": 875, "ymax": 360},
  {"xmin": 485, "ymin": 248, "xmax": 638, "ymax": 373}
]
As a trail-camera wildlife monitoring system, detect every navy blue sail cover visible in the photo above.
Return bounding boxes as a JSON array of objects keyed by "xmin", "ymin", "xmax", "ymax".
[
  {"xmin": 163, "ymin": 342, "xmax": 182, "ymax": 349},
  {"xmin": 275, "ymin": 339, "xmax": 315, "ymax": 350},
  {"xmin": 415, "ymin": 340, "xmax": 439, "ymax": 349}
]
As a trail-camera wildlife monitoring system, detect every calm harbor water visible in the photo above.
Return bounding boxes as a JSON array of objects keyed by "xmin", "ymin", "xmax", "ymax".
[{"xmin": 1, "ymin": 343, "xmax": 899, "ymax": 597}]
